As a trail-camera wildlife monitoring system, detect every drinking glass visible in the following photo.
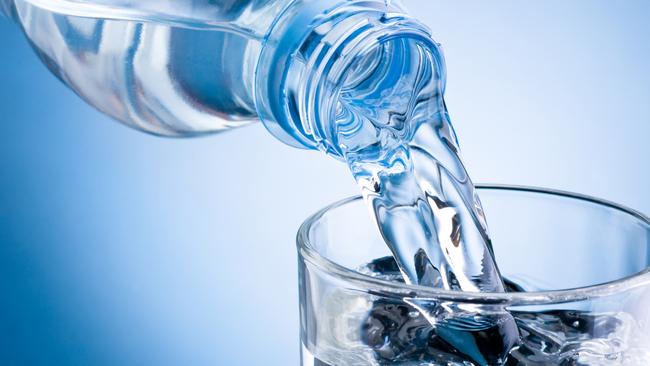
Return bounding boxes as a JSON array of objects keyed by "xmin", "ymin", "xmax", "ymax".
[{"xmin": 297, "ymin": 185, "xmax": 650, "ymax": 365}]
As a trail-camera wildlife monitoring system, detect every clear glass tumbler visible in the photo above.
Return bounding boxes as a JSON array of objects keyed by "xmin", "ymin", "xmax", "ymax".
[{"xmin": 297, "ymin": 185, "xmax": 650, "ymax": 365}]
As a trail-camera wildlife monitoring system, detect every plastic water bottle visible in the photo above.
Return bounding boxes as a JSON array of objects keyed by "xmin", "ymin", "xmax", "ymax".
[{"xmin": 1, "ymin": 0, "xmax": 430, "ymax": 153}]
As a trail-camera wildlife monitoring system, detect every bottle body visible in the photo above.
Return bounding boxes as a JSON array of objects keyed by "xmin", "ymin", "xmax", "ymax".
[{"xmin": 4, "ymin": 0, "xmax": 291, "ymax": 136}]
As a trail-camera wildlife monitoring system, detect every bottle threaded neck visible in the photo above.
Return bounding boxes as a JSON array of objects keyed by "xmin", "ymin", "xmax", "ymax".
[{"xmin": 255, "ymin": 0, "xmax": 444, "ymax": 157}]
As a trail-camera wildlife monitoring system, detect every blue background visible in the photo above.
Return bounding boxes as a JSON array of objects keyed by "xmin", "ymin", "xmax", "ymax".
[{"xmin": 1, "ymin": 1, "xmax": 649, "ymax": 365}]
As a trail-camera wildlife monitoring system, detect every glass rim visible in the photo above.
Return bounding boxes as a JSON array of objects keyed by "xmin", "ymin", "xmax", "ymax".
[{"xmin": 297, "ymin": 184, "xmax": 650, "ymax": 305}]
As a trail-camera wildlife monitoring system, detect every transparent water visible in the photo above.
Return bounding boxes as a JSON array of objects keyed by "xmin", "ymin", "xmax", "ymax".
[
  {"xmin": 335, "ymin": 33, "xmax": 504, "ymax": 292},
  {"xmin": 300, "ymin": 256, "xmax": 649, "ymax": 366}
]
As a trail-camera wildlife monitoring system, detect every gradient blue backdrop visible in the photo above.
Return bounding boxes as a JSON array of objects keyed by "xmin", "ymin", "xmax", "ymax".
[{"xmin": 1, "ymin": 1, "xmax": 649, "ymax": 365}]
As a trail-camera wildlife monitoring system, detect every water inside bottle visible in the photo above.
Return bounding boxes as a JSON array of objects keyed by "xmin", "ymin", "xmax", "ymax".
[{"xmin": 9, "ymin": 0, "xmax": 270, "ymax": 135}]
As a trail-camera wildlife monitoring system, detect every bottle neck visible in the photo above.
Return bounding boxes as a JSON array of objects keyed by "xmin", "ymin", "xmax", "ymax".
[{"xmin": 255, "ymin": 0, "xmax": 445, "ymax": 158}]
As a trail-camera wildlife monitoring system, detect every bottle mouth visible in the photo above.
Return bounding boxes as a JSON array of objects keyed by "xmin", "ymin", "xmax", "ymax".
[
  {"xmin": 254, "ymin": 1, "xmax": 445, "ymax": 157},
  {"xmin": 305, "ymin": 15, "xmax": 446, "ymax": 158}
]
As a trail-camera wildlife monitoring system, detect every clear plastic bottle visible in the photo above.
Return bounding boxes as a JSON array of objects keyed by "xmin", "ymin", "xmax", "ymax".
[{"xmin": 1, "ymin": 0, "xmax": 438, "ymax": 155}]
